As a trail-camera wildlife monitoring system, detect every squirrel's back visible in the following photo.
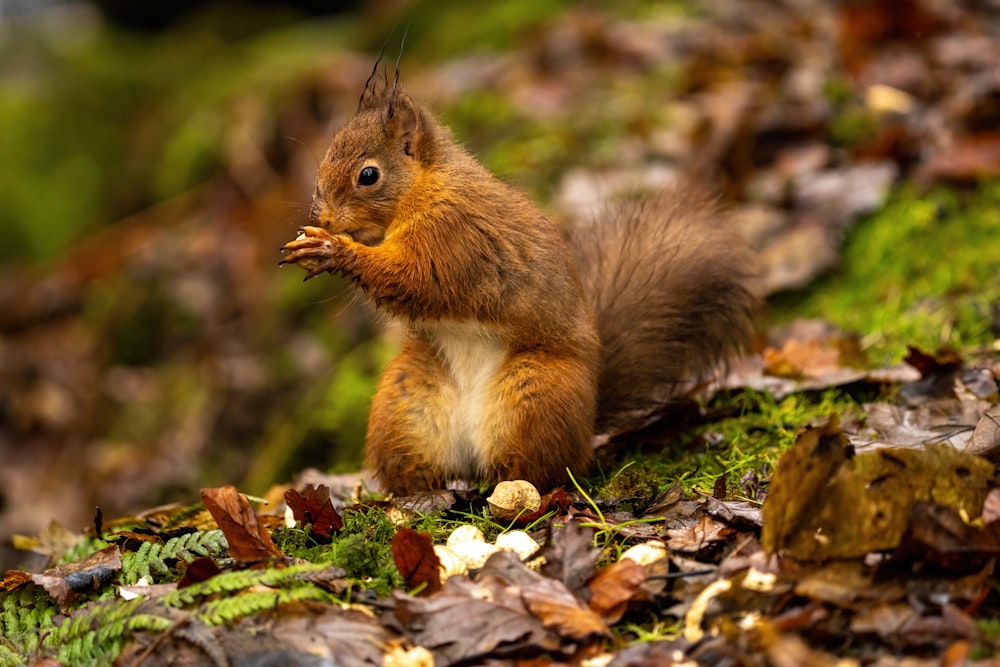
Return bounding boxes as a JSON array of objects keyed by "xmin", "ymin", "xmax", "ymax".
[{"xmin": 569, "ymin": 187, "xmax": 758, "ymax": 434}]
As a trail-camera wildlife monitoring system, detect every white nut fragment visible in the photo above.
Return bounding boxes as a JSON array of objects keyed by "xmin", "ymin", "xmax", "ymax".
[
  {"xmin": 487, "ymin": 480, "xmax": 542, "ymax": 520},
  {"xmin": 741, "ymin": 567, "xmax": 776, "ymax": 592},
  {"xmin": 450, "ymin": 540, "xmax": 499, "ymax": 570},
  {"xmin": 494, "ymin": 530, "xmax": 540, "ymax": 560},
  {"xmin": 446, "ymin": 524, "xmax": 486, "ymax": 549},
  {"xmin": 620, "ymin": 541, "xmax": 668, "ymax": 567},
  {"xmin": 433, "ymin": 545, "xmax": 468, "ymax": 579},
  {"xmin": 383, "ymin": 643, "xmax": 434, "ymax": 667}
]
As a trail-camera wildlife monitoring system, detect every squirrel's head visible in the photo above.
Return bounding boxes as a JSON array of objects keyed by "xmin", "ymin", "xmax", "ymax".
[{"xmin": 309, "ymin": 79, "xmax": 437, "ymax": 246}]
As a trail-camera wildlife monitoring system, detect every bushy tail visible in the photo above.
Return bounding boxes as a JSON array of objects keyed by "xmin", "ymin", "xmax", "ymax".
[{"xmin": 569, "ymin": 186, "xmax": 759, "ymax": 434}]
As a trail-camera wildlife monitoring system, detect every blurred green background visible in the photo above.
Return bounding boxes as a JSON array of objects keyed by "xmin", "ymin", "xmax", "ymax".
[
  {"xmin": 2, "ymin": 0, "xmax": 677, "ymax": 538},
  {"xmin": 2, "ymin": 0, "xmax": 998, "ymax": 543}
]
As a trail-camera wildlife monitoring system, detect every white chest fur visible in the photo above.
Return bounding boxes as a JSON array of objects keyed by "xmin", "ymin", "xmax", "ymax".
[{"xmin": 427, "ymin": 320, "xmax": 507, "ymax": 472}]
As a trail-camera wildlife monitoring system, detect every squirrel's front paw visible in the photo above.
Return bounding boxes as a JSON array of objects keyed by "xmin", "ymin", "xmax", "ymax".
[{"xmin": 280, "ymin": 226, "xmax": 349, "ymax": 280}]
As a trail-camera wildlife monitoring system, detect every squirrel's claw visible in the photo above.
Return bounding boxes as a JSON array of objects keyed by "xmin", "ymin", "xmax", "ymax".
[{"xmin": 279, "ymin": 226, "xmax": 343, "ymax": 277}]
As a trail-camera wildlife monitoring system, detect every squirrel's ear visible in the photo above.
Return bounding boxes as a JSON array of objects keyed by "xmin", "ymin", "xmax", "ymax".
[{"xmin": 388, "ymin": 92, "xmax": 433, "ymax": 161}]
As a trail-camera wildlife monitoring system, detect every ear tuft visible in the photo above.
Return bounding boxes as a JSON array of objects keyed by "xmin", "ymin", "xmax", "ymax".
[{"xmin": 387, "ymin": 92, "xmax": 432, "ymax": 161}]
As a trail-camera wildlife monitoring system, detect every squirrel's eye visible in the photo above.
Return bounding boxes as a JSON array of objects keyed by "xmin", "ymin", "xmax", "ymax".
[{"xmin": 358, "ymin": 166, "xmax": 380, "ymax": 186}]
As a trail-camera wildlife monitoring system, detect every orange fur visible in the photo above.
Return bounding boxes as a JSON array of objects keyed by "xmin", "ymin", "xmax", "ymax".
[{"xmin": 281, "ymin": 85, "xmax": 756, "ymax": 494}]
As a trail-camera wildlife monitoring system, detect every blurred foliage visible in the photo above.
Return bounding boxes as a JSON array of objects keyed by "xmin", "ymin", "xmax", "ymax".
[
  {"xmin": 2, "ymin": 0, "xmax": 999, "ymax": 543},
  {"xmin": 779, "ymin": 184, "xmax": 1000, "ymax": 364},
  {"xmin": 0, "ymin": 3, "xmax": 352, "ymax": 262}
]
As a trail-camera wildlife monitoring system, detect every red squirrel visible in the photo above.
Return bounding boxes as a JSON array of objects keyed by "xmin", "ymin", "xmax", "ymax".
[{"xmin": 281, "ymin": 75, "xmax": 757, "ymax": 495}]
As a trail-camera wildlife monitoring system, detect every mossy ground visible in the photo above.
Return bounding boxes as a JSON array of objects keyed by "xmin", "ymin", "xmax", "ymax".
[
  {"xmin": 616, "ymin": 181, "xmax": 1000, "ymax": 501},
  {"xmin": 776, "ymin": 184, "xmax": 1000, "ymax": 365}
]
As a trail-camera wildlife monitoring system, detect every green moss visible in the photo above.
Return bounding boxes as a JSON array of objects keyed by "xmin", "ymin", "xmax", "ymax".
[
  {"xmin": 597, "ymin": 464, "xmax": 661, "ymax": 514},
  {"xmin": 778, "ymin": 185, "xmax": 1000, "ymax": 365},
  {"xmin": 631, "ymin": 389, "xmax": 864, "ymax": 497},
  {"xmin": 827, "ymin": 105, "xmax": 881, "ymax": 148},
  {"xmin": 277, "ymin": 506, "xmax": 403, "ymax": 597}
]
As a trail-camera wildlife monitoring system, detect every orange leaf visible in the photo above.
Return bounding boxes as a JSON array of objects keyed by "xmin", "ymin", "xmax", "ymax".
[
  {"xmin": 586, "ymin": 558, "xmax": 647, "ymax": 624},
  {"xmin": 200, "ymin": 486, "xmax": 282, "ymax": 563},
  {"xmin": 522, "ymin": 577, "xmax": 609, "ymax": 639}
]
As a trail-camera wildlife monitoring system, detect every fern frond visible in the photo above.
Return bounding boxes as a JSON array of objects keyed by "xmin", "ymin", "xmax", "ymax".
[
  {"xmin": 199, "ymin": 586, "xmax": 335, "ymax": 625},
  {"xmin": 0, "ymin": 643, "xmax": 26, "ymax": 667},
  {"xmin": 41, "ymin": 597, "xmax": 142, "ymax": 663},
  {"xmin": 161, "ymin": 560, "xmax": 335, "ymax": 608},
  {"xmin": 120, "ymin": 530, "xmax": 228, "ymax": 584},
  {"xmin": 127, "ymin": 613, "xmax": 174, "ymax": 634},
  {"xmin": 0, "ymin": 584, "xmax": 58, "ymax": 657}
]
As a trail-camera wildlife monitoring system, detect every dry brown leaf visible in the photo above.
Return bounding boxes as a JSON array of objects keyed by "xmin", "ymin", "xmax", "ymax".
[
  {"xmin": 666, "ymin": 515, "xmax": 736, "ymax": 554},
  {"xmin": 761, "ymin": 416, "xmax": 853, "ymax": 556},
  {"xmin": 521, "ymin": 576, "xmax": 609, "ymax": 640},
  {"xmin": 4, "ymin": 545, "xmax": 123, "ymax": 610},
  {"xmin": 540, "ymin": 520, "xmax": 601, "ymax": 597},
  {"xmin": 389, "ymin": 575, "xmax": 559, "ymax": 664},
  {"xmin": 917, "ymin": 133, "xmax": 1000, "ymax": 185},
  {"xmin": 284, "ymin": 484, "xmax": 343, "ymax": 539},
  {"xmin": 586, "ymin": 558, "xmax": 647, "ymax": 624},
  {"xmin": 763, "ymin": 417, "xmax": 998, "ymax": 560},
  {"xmin": 200, "ymin": 486, "xmax": 282, "ymax": 563},
  {"xmin": 968, "ymin": 404, "xmax": 1000, "ymax": 462},
  {"xmin": 391, "ymin": 527, "xmax": 442, "ymax": 595}
]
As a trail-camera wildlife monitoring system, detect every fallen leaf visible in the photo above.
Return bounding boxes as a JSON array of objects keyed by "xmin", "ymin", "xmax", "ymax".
[
  {"xmin": 540, "ymin": 521, "xmax": 601, "ymax": 598},
  {"xmin": 586, "ymin": 558, "xmax": 647, "ymax": 624},
  {"xmin": 886, "ymin": 502, "xmax": 1000, "ymax": 573},
  {"xmin": 763, "ymin": 417, "xmax": 998, "ymax": 560},
  {"xmin": 177, "ymin": 556, "xmax": 222, "ymax": 589},
  {"xmin": 284, "ymin": 484, "xmax": 343, "ymax": 539},
  {"xmin": 793, "ymin": 162, "xmax": 897, "ymax": 227},
  {"xmin": 982, "ymin": 487, "xmax": 1000, "ymax": 524},
  {"xmin": 1, "ymin": 569, "xmax": 32, "ymax": 591},
  {"xmin": 391, "ymin": 527, "xmax": 441, "ymax": 595},
  {"xmin": 761, "ymin": 416, "xmax": 853, "ymax": 556},
  {"xmin": 522, "ymin": 576, "xmax": 609, "ymax": 640},
  {"xmin": 6, "ymin": 545, "xmax": 123, "ymax": 610},
  {"xmin": 702, "ymin": 497, "xmax": 763, "ymax": 530},
  {"xmin": 666, "ymin": 515, "xmax": 736, "ymax": 554},
  {"xmin": 851, "ymin": 602, "xmax": 979, "ymax": 649},
  {"xmin": 968, "ymin": 403, "xmax": 1000, "ymax": 462},
  {"xmin": 857, "ymin": 398, "xmax": 985, "ymax": 452},
  {"xmin": 269, "ymin": 606, "xmax": 397, "ymax": 667},
  {"xmin": 763, "ymin": 338, "xmax": 844, "ymax": 379},
  {"xmin": 388, "ymin": 575, "xmax": 559, "ymax": 665},
  {"xmin": 514, "ymin": 487, "xmax": 573, "ymax": 526},
  {"xmin": 200, "ymin": 486, "xmax": 282, "ymax": 563},
  {"xmin": 917, "ymin": 133, "xmax": 1000, "ymax": 185},
  {"xmin": 391, "ymin": 491, "xmax": 457, "ymax": 515},
  {"xmin": 903, "ymin": 346, "xmax": 963, "ymax": 378}
]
